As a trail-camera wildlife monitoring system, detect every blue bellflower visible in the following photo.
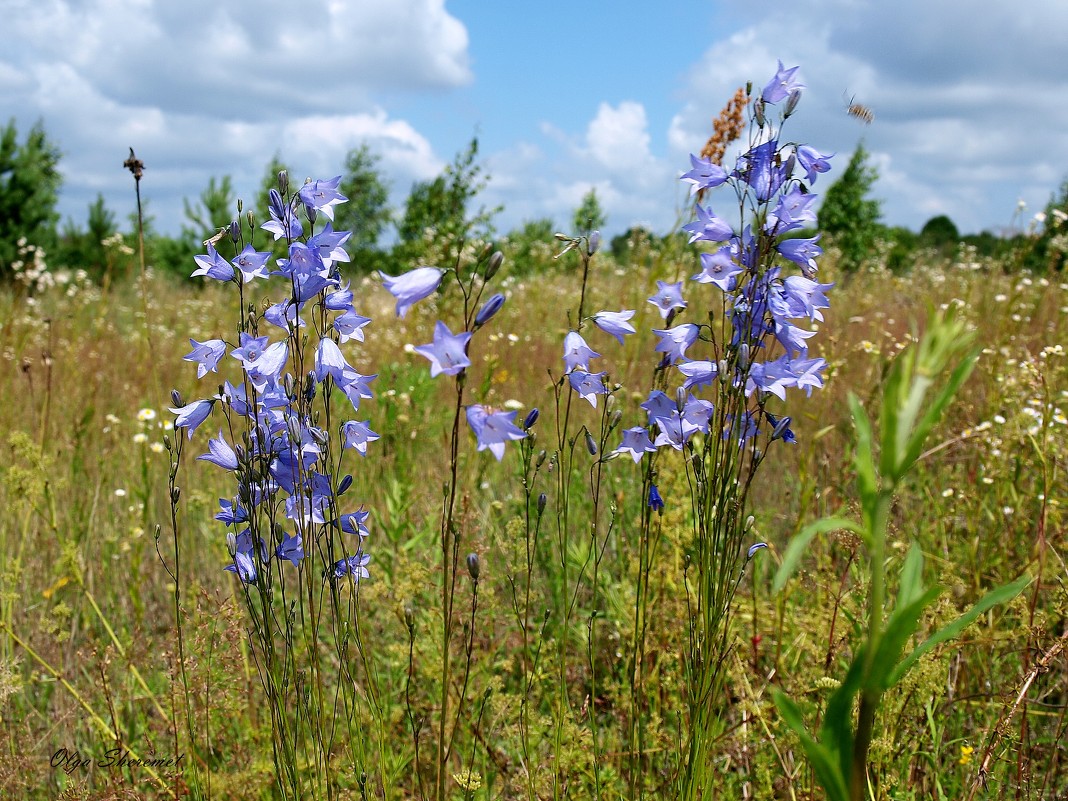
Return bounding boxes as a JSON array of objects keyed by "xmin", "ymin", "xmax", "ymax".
[
  {"xmin": 192, "ymin": 244, "xmax": 235, "ymax": 282},
  {"xmin": 298, "ymin": 176, "xmax": 347, "ymax": 221},
  {"xmin": 647, "ymin": 281, "xmax": 687, "ymax": 320},
  {"xmin": 380, "ymin": 267, "xmax": 444, "ymax": 318},
  {"xmin": 648, "ymin": 484, "xmax": 665, "ymax": 512},
  {"xmin": 414, "ymin": 321, "xmax": 472, "ymax": 377},
  {"xmin": 170, "ymin": 399, "xmax": 214, "ymax": 439},
  {"xmin": 592, "ymin": 310, "xmax": 637, "ymax": 345},
  {"xmin": 567, "ymin": 370, "xmax": 609, "ymax": 408},
  {"xmin": 333, "ymin": 552, "xmax": 371, "ymax": 581},
  {"xmin": 231, "ymin": 245, "xmax": 272, "ymax": 283},
  {"xmin": 562, "ymin": 331, "xmax": 600, "ymax": 373},
  {"xmin": 652, "ymin": 324, "xmax": 700, "ymax": 364},
  {"xmin": 198, "ymin": 431, "xmax": 239, "ymax": 470},
  {"xmin": 466, "ymin": 405, "xmax": 527, "ymax": 461},
  {"xmin": 341, "ymin": 420, "xmax": 380, "ymax": 455},
  {"xmin": 615, "ymin": 427, "xmax": 657, "ymax": 463},
  {"xmin": 762, "ymin": 60, "xmax": 803, "ymax": 103},
  {"xmin": 680, "ymin": 154, "xmax": 728, "ymax": 195},
  {"xmin": 224, "ymin": 551, "xmax": 257, "ymax": 583},
  {"xmin": 692, "ymin": 248, "xmax": 743, "ymax": 292},
  {"xmin": 184, "ymin": 339, "xmax": 226, "ymax": 379}
]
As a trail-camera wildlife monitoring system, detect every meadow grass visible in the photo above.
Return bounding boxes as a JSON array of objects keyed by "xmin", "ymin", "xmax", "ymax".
[{"xmin": 0, "ymin": 241, "xmax": 1065, "ymax": 800}]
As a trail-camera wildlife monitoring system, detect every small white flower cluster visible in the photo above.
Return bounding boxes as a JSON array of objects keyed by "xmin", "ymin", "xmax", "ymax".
[
  {"xmin": 102, "ymin": 232, "xmax": 135, "ymax": 256},
  {"xmin": 10, "ymin": 240, "xmax": 54, "ymax": 294}
]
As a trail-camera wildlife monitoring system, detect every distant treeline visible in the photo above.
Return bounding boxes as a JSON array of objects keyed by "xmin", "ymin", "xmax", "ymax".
[{"xmin": 1, "ymin": 118, "xmax": 1066, "ymax": 281}]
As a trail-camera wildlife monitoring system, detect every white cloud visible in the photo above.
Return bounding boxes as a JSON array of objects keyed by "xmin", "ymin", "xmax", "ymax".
[
  {"xmin": 482, "ymin": 100, "xmax": 676, "ymax": 236},
  {"xmin": 0, "ymin": 0, "xmax": 469, "ymax": 232},
  {"xmin": 585, "ymin": 101, "xmax": 653, "ymax": 172},
  {"xmin": 5, "ymin": 0, "xmax": 471, "ymax": 117},
  {"xmin": 282, "ymin": 111, "xmax": 443, "ymax": 181},
  {"xmin": 667, "ymin": 0, "xmax": 1068, "ymax": 233}
]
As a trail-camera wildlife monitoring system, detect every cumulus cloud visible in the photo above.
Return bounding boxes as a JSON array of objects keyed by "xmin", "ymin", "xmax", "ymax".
[
  {"xmin": 1, "ymin": 0, "xmax": 1062, "ymax": 241},
  {"xmin": 0, "ymin": 0, "xmax": 469, "ymax": 231},
  {"xmin": 484, "ymin": 100, "xmax": 676, "ymax": 236},
  {"xmin": 6, "ymin": 0, "xmax": 470, "ymax": 117},
  {"xmin": 669, "ymin": 0, "xmax": 1068, "ymax": 233}
]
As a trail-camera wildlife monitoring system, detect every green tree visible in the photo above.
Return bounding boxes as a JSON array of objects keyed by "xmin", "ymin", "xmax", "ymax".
[
  {"xmin": 572, "ymin": 187, "xmax": 606, "ymax": 235},
  {"xmin": 884, "ymin": 225, "xmax": 918, "ymax": 273},
  {"xmin": 183, "ymin": 175, "xmax": 236, "ymax": 246},
  {"xmin": 0, "ymin": 119, "xmax": 62, "ymax": 274},
  {"xmin": 1022, "ymin": 176, "xmax": 1068, "ymax": 272},
  {"xmin": 610, "ymin": 225, "xmax": 653, "ymax": 263},
  {"xmin": 394, "ymin": 138, "xmax": 499, "ymax": 268},
  {"xmin": 335, "ymin": 144, "xmax": 392, "ymax": 270},
  {"xmin": 56, "ymin": 193, "xmax": 117, "ymax": 275},
  {"xmin": 503, "ymin": 217, "xmax": 555, "ymax": 274},
  {"xmin": 919, "ymin": 215, "xmax": 960, "ymax": 249},
  {"xmin": 818, "ymin": 143, "xmax": 881, "ymax": 273}
]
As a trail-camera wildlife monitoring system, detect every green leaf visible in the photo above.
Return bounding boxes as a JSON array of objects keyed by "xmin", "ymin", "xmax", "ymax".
[
  {"xmin": 878, "ymin": 349, "xmax": 908, "ymax": 479},
  {"xmin": 820, "ymin": 647, "xmax": 866, "ymax": 783},
  {"xmin": 888, "ymin": 573, "xmax": 1031, "ymax": 686},
  {"xmin": 772, "ymin": 690, "xmax": 850, "ymax": 801},
  {"xmin": 772, "ymin": 517, "xmax": 865, "ymax": 594},
  {"xmin": 897, "ymin": 543, "xmax": 926, "ymax": 609},
  {"xmin": 899, "ymin": 348, "xmax": 979, "ymax": 475},
  {"xmin": 872, "ymin": 585, "xmax": 942, "ymax": 691},
  {"xmin": 847, "ymin": 393, "xmax": 878, "ymax": 505}
]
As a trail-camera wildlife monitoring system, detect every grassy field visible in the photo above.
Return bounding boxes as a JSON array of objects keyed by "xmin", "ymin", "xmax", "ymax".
[{"xmin": 0, "ymin": 239, "xmax": 1065, "ymax": 800}]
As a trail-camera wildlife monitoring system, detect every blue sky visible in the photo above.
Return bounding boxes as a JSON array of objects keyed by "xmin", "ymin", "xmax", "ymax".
[{"xmin": 3, "ymin": 0, "xmax": 1065, "ymax": 243}]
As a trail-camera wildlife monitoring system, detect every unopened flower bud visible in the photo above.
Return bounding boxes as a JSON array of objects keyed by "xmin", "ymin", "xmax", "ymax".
[
  {"xmin": 609, "ymin": 409, "xmax": 623, "ymax": 430},
  {"xmin": 537, "ymin": 492, "xmax": 547, "ymax": 515},
  {"xmin": 338, "ymin": 474, "xmax": 353, "ymax": 495},
  {"xmin": 536, "ymin": 449, "xmax": 546, "ymax": 467},
  {"xmin": 676, "ymin": 386, "xmax": 688, "ymax": 412},
  {"xmin": 466, "ymin": 552, "xmax": 481, "ymax": 581},
  {"xmin": 738, "ymin": 343, "xmax": 750, "ymax": 370},
  {"xmin": 286, "ymin": 417, "xmax": 302, "ymax": 444},
  {"xmin": 718, "ymin": 359, "xmax": 728, "ymax": 382},
  {"xmin": 304, "ymin": 372, "xmax": 317, "ymax": 402},
  {"xmin": 404, "ymin": 603, "xmax": 415, "ymax": 630},
  {"xmin": 171, "ymin": 389, "xmax": 183, "ymax": 407},
  {"xmin": 524, "ymin": 408, "xmax": 540, "ymax": 431},
  {"xmin": 306, "ymin": 205, "xmax": 317, "ymax": 224},
  {"xmin": 246, "ymin": 210, "xmax": 256, "ymax": 230},
  {"xmin": 772, "ymin": 415, "xmax": 793, "ymax": 441},
  {"xmin": 475, "ymin": 293, "xmax": 506, "ymax": 327},
  {"xmin": 783, "ymin": 153, "xmax": 796, "ymax": 179},
  {"xmin": 747, "ymin": 542, "xmax": 768, "ymax": 559},
  {"xmin": 588, "ymin": 231, "xmax": 601, "ymax": 255},
  {"xmin": 277, "ymin": 170, "xmax": 289, "ymax": 195},
  {"xmin": 745, "ymin": 515, "xmax": 755, "ymax": 532},
  {"xmin": 585, "ymin": 430, "xmax": 597, "ymax": 456},
  {"xmin": 163, "ymin": 434, "xmax": 172, "ymax": 451},
  {"xmin": 229, "ymin": 220, "xmax": 241, "ymax": 243},
  {"xmin": 171, "ymin": 486, "xmax": 181, "ymax": 504},
  {"xmin": 784, "ymin": 90, "xmax": 802, "ymax": 117},
  {"xmin": 485, "ymin": 250, "xmax": 504, "ymax": 280},
  {"xmin": 754, "ymin": 98, "xmax": 766, "ymax": 127},
  {"xmin": 226, "ymin": 532, "xmax": 237, "ymax": 557}
]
